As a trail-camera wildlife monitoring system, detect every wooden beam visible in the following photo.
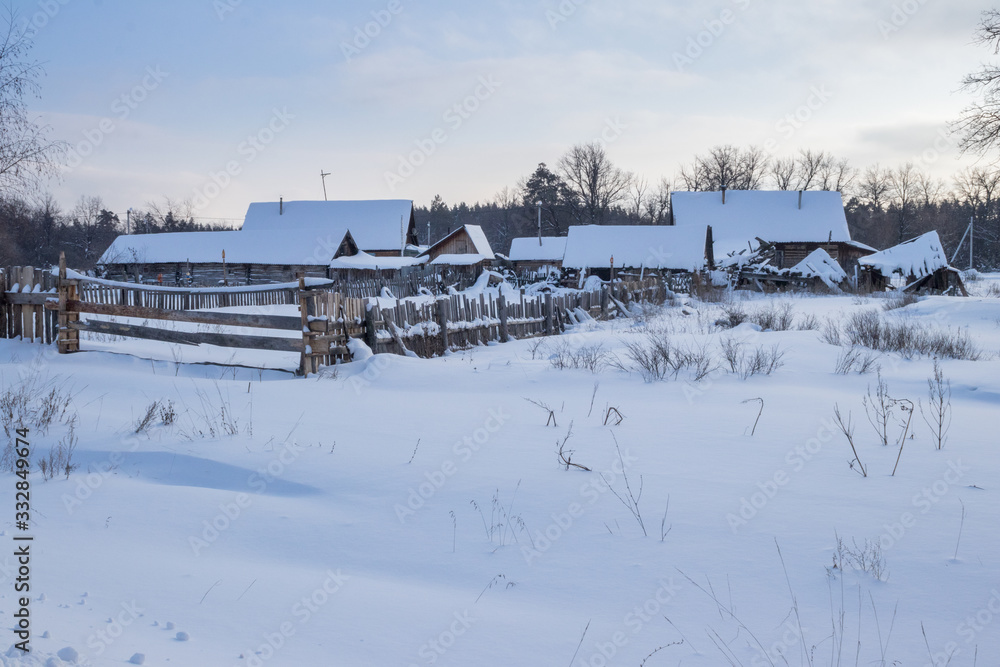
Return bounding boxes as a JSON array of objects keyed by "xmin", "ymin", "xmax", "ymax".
[
  {"xmin": 68, "ymin": 319, "xmax": 302, "ymax": 352},
  {"xmin": 51, "ymin": 300, "xmax": 302, "ymax": 330}
]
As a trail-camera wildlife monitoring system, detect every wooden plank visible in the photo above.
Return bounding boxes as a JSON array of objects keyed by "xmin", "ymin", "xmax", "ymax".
[
  {"xmin": 68, "ymin": 320, "xmax": 302, "ymax": 352},
  {"xmin": 4, "ymin": 292, "xmax": 53, "ymax": 305},
  {"xmin": 54, "ymin": 300, "xmax": 302, "ymax": 330}
]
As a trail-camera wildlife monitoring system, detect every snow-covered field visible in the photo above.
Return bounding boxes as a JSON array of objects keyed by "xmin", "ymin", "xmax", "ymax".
[{"xmin": 1, "ymin": 280, "xmax": 999, "ymax": 666}]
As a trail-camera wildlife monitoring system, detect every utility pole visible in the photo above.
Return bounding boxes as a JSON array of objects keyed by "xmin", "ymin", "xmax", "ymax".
[
  {"xmin": 126, "ymin": 208, "xmax": 132, "ymax": 234},
  {"xmin": 320, "ymin": 170, "xmax": 331, "ymax": 201},
  {"xmin": 536, "ymin": 201, "xmax": 542, "ymax": 245}
]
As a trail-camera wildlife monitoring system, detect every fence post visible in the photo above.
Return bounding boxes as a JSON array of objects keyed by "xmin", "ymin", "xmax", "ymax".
[
  {"xmin": 436, "ymin": 297, "xmax": 449, "ymax": 352},
  {"xmin": 297, "ymin": 275, "xmax": 310, "ymax": 376},
  {"xmin": 544, "ymin": 292, "xmax": 554, "ymax": 335},
  {"xmin": 364, "ymin": 300, "xmax": 377, "ymax": 351},
  {"xmin": 498, "ymin": 291, "xmax": 509, "ymax": 343},
  {"xmin": 57, "ymin": 252, "xmax": 79, "ymax": 354},
  {"xmin": 600, "ymin": 285, "xmax": 609, "ymax": 320}
]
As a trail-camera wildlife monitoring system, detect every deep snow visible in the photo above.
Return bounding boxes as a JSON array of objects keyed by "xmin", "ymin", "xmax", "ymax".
[{"xmin": 1, "ymin": 282, "xmax": 999, "ymax": 666}]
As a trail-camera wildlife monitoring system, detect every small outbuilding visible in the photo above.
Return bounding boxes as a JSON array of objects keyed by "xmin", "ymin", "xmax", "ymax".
[
  {"xmin": 561, "ymin": 225, "xmax": 707, "ymax": 282},
  {"xmin": 507, "ymin": 236, "xmax": 567, "ymax": 278},
  {"xmin": 858, "ymin": 231, "xmax": 967, "ymax": 295}
]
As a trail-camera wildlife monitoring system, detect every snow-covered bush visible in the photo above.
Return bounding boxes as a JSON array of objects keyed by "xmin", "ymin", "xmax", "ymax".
[
  {"xmin": 0, "ymin": 373, "xmax": 78, "ymax": 473},
  {"xmin": 619, "ymin": 332, "xmax": 715, "ymax": 382},
  {"xmin": 842, "ymin": 311, "xmax": 981, "ymax": 360}
]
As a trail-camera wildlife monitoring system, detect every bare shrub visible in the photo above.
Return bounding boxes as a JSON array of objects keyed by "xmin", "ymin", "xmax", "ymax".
[
  {"xmin": 863, "ymin": 370, "xmax": 894, "ymax": 447},
  {"xmin": 833, "ymin": 404, "xmax": 866, "ymax": 477},
  {"xmin": 796, "ymin": 313, "xmax": 820, "ymax": 331},
  {"xmin": 720, "ymin": 337, "xmax": 785, "ymax": 380},
  {"xmin": 820, "ymin": 317, "xmax": 842, "ymax": 346},
  {"xmin": 715, "ymin": 303, "xmax": 747, "ymax": 329},
  {"xmin": 549, "ymin": 341, "xmax": 610, "ymax": 373},
  {"xmin": 920, "ymin": 359, "xmax": 952, "ymax": 450},
  {"xmin": 620, "ymin": 333, "xmax": 715, "ymax": 382},
  {"xmin": 749, "ymin": 302, "xmax": 795, "ymax": 331},
  {"xmin": 0, "ymin": 374, "xmax": 78, "ymax": 473},
  {"xmin": 882, "ymin": 292, "xmax": 919, "ymax": 311},
  {"xmin": 38, "ymin": 427, "xmax": 78, "ymax": 481},
  {"xmin": 834, "ymin": 346, "xmax": 881, "ymax": 375},
  {"xmin": 843, "ymin": 310, "xmax": 981, "ymax": 360},
  {"xmin": 831, "ymin": 535, "xmax": 888, "ymax": 581}
]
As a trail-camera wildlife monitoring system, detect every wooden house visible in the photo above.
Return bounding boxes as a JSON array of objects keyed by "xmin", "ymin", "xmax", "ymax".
[
  {"xmin": 561, "ymin": 225, "xmax": 707, "ymax": 282},
  {"xmin": 507, "ymin": 237, "xmax": 567, "ymax": 278},
  {"xmin": 858, "ymin": 231, "xmax": 967, "ymax": 295},
  {"xmin": 418, "ymin": 225, "xmax": 496, "ymax": 279},
  {"xmin": 671, "ymin": 190, "xmax": 874, "ymax": 273},
  {"xmin": 97, "ymin": 199, "xmax": 416, "ymax": 285}
]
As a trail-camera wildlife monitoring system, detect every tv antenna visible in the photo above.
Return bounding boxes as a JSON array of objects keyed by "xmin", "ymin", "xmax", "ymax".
[{"xmin": 320, "ymin": 170, "xmax": 331, "ymax": 201}]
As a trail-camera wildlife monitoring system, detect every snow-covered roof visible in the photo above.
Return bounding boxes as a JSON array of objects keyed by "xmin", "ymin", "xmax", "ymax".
[
  {"xmin": 421, "ymin": 225, "xmax": 495, "ymax": 261},
  {"xmin": 672, "ymin": 190, "xmax": 852, "ymax": 256},
  {"xmin": 561, "ymin": 225, "xmax": 707, "ymax": 271},
  {"xmin": 788, "ymin": 248, "xmax": 847, "ymax": 289},
  {"xmin": 428, "ymin": 254, "xmax": 491, "ymax": 266},
  {"xmin": 241, "ymin": 200, "xmax": 414, "ymax": 252},
  {"xmin": 508, "ymin": 237, "xmax": 568, "ymax": 262},
  {"xmin": 858, "ymin": 231, "xmax": 951, "ymax": 279},
  {"xmin": 98, "ymin": 227, "xmax": 353, "ymax": 267},
  {"xmin": 329, "ymin": 251, "xmax": 426, "ymax": 271}
]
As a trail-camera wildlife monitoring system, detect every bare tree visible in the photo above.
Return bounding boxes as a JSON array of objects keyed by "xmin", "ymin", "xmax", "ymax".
[
  {"xmin": 796, "ymin": 149, "xmax": 829, "ymax": 190},
  {"xmin": 818, "ymin": 157, "xmax": 857, "ymax": 194},
  {"xmin": 643, "ymin": 177, "xmax": 672, "ymax": 225},
  {"xmin": 859, "ymin": 164, "xmax": 891, "ymax": 212},
  {"xmin": 678, "ymin": 145, "xmax": 770, "ymax": 192},
  {"xmin": 557, "ymin": 142, "xmax": 633, "ymax": 225},
  {"xmin": 770, "ymin": 157, "xmax": 798, "ymax": 190},
  {"xmin": 0, "ymin": 12, "xmax": 65, "ymax": 197},
  {"xmin": 888, "ymin": 163, "xmax": 920, "ymax": 243},
  {"xmin": 626, "ymin": 175, "xmax": 648, "ymax": 223},
  {"xmin": 956, "ymin": 10, "xmax": 1000, "ymax": 155}
]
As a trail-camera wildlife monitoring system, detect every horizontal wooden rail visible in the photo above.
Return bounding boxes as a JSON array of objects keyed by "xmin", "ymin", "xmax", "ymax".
[
  {"xmin": 48, "ymin": 300, "xmax": 302, "ymax": 330},
  {"xmin": 68, "ymin": 320, "xmax": 303, "ymax": 352}
]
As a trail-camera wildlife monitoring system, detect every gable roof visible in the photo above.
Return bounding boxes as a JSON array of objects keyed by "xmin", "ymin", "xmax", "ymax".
[
  {"xmin": 858, "ymin": 230, "xmax": 951, "ymax": 279},
  {"xmin": 420, "ymin": 225, "xmax": 495, "ymax": 261},
  {"xmin": 98, "ymin": 226, "xmax": 355, "ymax": 267},
  {"xmin": 561, "ymin": 225, "xmax": 706, "ymax": 271},
  {"xmin": 508, "ymin": 237, "xmax": 568, "ymax": 262},
  {"xmin": 671, "ymin": 190, "xmax": 852, "ymax": 257},
  {"xmin": 241, "ymin": 200, "xmax": 416, "ymax": 252}
]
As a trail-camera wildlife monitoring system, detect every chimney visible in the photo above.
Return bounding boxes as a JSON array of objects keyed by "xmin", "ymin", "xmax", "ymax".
[
  {"xmin": 798, "ymin": 190, "xmax": 803, "ymax": 210},
  {"xmin": 722, "ymin": 188, "xmax": 726, "ymax": 205},
  {"xmin": 279, "ymin": 197, "xmax": 283, "ymax": 215}
]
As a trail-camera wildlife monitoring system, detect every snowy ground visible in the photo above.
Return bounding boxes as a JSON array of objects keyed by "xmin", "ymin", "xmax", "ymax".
[{"xmin": 1, "ymin": 279, "xmax": 999, "ymax": 666}]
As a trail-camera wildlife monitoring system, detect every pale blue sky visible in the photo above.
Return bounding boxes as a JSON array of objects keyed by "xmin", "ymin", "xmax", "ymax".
[{"xmin": 21, "ymin": 0, "xmax": 989, "ymax": 223}]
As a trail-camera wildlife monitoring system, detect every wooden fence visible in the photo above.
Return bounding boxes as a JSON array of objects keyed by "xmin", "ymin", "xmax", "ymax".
[
  {"xmin": 1, "ymin": 266, "xmax": 59, "ymax": 344},
  {"xmin": 6, "ymin": 255, "xmax": 671, "ymax": 375}
]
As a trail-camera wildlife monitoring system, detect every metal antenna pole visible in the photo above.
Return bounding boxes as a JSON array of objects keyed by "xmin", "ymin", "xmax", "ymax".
[{"xmin": 320, "ymin": 170, "xmax": 331, "ymax": 201}]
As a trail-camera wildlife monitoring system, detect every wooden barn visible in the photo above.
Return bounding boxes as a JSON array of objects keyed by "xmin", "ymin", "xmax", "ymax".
[
  {"xmin": 507, "ymin": 237, "xmax": 567, "ymax": 278},
  {"xmin": 98, "ymin": 199, "xmax": 418, "ymax": 285},
  {"xmin": 418, "ymin": 225, "xmax": 496, "ymax": 280},
  {"xmin": 561, "ymin": 225, "xmax": 707, "ymax": 282},
  {"xmin": 858, "ymin": 231, "xmax": 967, "ymax": 295},
  {"xmin": 671, "ymin": 190, "xmax": 874, "ymax": 273}
]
